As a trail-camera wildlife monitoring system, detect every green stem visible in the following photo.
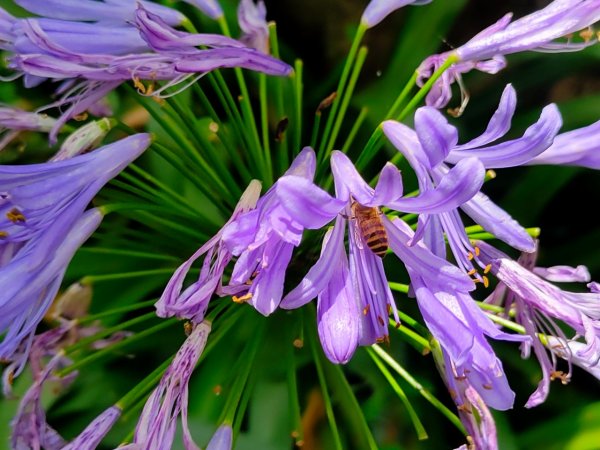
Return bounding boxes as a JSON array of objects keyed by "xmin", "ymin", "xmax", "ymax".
[
  {"xmin": 318, "ymin": 23, "xmax": 367, "ymax": 156},
  {"xmin": 259, "ymin": 73, "xmax": 273, "ymax": 181},
  {"xmin": 77, "ymin": 247, "xmax": 179, "ymax": 262},
  {"xmin": 367, "ymin": 348, "xmax": 428, "ymax": 440},
  {"xmin": 341, "ymin": 107, "xmax": 368, "ymax": 154},
  {"xmin": 310, "ymin": 112, "xmax": 322, "ymax": 150},
  {"xmin": 293, "ymin": 59, "xmax": 304, "ymax": 154},
  {"xmin": 81, "ymin": 268, "xmax": 179, "ymax": 284},
  {"xmin": 372, "ymin": 344, "xmax": 466, "ymax": 435},
  {"xmin": 78, "ymin": 299, "xmax": 158, "ymax": 325},
  {"xmin": 58, "ymin": 319, "xmax": 176, "ymax": 377},
  {"xmin": 386, "ymin": 71, "xmax": 418, "ymax": 119},
  {"xmin": 117, "ymin": 356, "xmax": 173, "ymax": 411}
]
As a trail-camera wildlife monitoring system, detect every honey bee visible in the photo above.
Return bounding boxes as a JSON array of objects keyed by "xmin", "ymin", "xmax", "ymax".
[{"xmin": 350, "ymin": 200, "xmax": 388, "ymax": 258}]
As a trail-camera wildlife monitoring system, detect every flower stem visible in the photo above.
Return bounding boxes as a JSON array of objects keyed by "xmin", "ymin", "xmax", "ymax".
[
  {"xmin": 341, "ymin": 107, "xmax": 368, "ymax": 154},
  {"xmin": 80, "ymin": 268, "xmax": 180, "ymax": 284},
  {"xmin": 78, "ymin": 299, "xmax": 157, "ymax": 325}
]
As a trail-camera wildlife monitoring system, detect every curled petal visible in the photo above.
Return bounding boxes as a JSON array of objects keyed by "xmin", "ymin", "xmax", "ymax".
[
  {"xmin": 361, "ymin": 0, "xmax": 432, "ymax": 28},
  {"xmin": 414, "ymin": 107, "xmax": 458, "ymax": 167},
  {"xmin": 276, "ymin": 176, "xmax": 345, "ymax": 229},
  {"xmin": 372, "ymin": 162, "xmax": 404, "ymax": 205},
  {"xmin": 454, "ymin": 84, "xmax": 517, "ymax": 150},
  {"xmin": 461, "ymin": 192, "xmax": 535, "ymax": 252},
  {"xmin": 382, "ymin": 120, "xmax": 432, "ymax": 186},
  {"xmin": 331, "ymin": 150, "xmax": 374, "ymax": 203},
  {"xmin": 533, "ymin": 265, "xmax": 591, "ymax": 283},
  {"xmin": 285, "ymin": 147, "xmax": 317, "ymax": 179},
  {"xmin": 446, "ymin": 104, "xmax": 563, "ymax": 168},
  {"xmin": 282, "ymin": 217, "xmax": 346, "ymax": 309},
  {"xmin": 387, "ymin": 158, "xmax": 484, "ymax": 214}
]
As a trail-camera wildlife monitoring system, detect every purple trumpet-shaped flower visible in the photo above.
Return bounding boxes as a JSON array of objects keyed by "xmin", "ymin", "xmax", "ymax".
[
  {"xmin": 122, "ymin": 321, "xmax": 211, "ymax": 450},
  {"xmin": 478, "ymin": 240, "xmax": 600, "ymax": 407},
  {"xmin": 417, "ymin": 0, "xmax": 600, "ymax": 109},
  {"xmin": 278, "ymin": 150, "xmax": 483, "ymax": 362},
  {"xmin": 527, "ymin": 119, "xmax": 600, "ymax": 169},
  {"xmin": 13, "ymin": 0, "xmax": 186, "ymax": 26},
  {"xmin": 382, "ymin": 84, "xmax": 562, "ymax": 273},
  {"xmin": 1, "ymin": 3, "xmax": 291, "ymax": 142},
  {"xmin": 361, "ymin": 0, "xmax": 432, "ymax": 28},
  {"xmin": 219, "ymin": 148, "xmax": 319, "ymax": 316},
  {"xmin": 0, "ymin": 209, "xmax": 104, "ymax": 371},
  {"xmin": 0, "ymin": 105, "xmax": 56, "ymax": 150},
  {"xmin": 156, "ymin": 180, "xmax": 262, "ymax": 323},
  {"xmin": 206, "ymin": 424, "xmax": 233, "ymax": 450},
  {"xmin": 238, "ymin": 0, "xmax": 270, "ymax": 54}
]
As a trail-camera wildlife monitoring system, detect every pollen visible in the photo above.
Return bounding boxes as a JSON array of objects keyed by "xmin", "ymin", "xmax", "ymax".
[
  {"xmin": 363, "ymin": 304, "xmax": 370, "ymax": 316},
  {"xmin": 579, "ymin": 28, "xmax": 594, "ymax": 42},
  {"xmin": 482, "ymin": 276, "xmax": 490, "ymax": 288},
  {"xmin": 133, "ymin": 76, "xmax": 146, "ymax": 94},
  {"xmin": 474, "ymin": 246, "xmax": 480, "ymax": 257},
  {"xmin": 467, "ymin": 268, "xmax": 477, "ymax": 276},
  {"xmin": 293, "ymin": 338, "xmax": 304, "ymax": 348},
  {"xmin": 467, "ymin": 251, "xmax": 474, "ymax": 261},
  {"xmin": 232, "ymin": 293, "xmax": 252, "ymax": 303},
  {"xmin": 484, "ymin": 264, "xmax": 492, "ymax": 274},
  {"xmin": 550, "ymin": 370, "xmax": 570, "ymax": 385},
  {"xmin": 7, "ymin": 208, "xmax": 26, "ymax": 223},
  {"xmin": 377, "ymin": 315, "xmax": 385, "ymax": 326},
  {"xmin": 0, "ymin": 231, "xmax": 8, "ymax": 238},
  {"xmin": 482, "ymin": 383, "xmax": 493, "ymax": 390}
]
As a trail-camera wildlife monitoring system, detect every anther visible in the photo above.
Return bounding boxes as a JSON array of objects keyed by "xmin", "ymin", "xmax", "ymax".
[
  {"xmin": 363, "ymin": 304, "xmax": 370, "ymax": 316},
  {"xmin": 232, "ymin": 293, "xmax": 252, "ymax": 303},
  {"xmin": 377, "ymin": 315, "xmax": 385, "ymax": 326},
  {"xmin": 474, "ymin": 246, "xmax": 480, "ymax": 257},
  {"xmin": 467, "ymin": 268, "xmax": 477, "ymax": 276},
  {"xmin": 467, "ymin": 252, "xmax": 474, "ymax": 261},
  {"xmin": 482, "ymin": 383, "xmax": 492, "ymax": 390},
  {"xmin": 484, "ymin": 264, "xmax": 492, "ymax": 274},
  {"xmin": 482, "ymin": 276, "xmax": 490, "ymax": 288},
  {"xmin": 0, "ymin": 231, "xmax": 8, "ymax": 238},
  {"xmin": 580, "ymin": 28, "xmax": 594, "ymax": 41},
  {"xmin": 7, "ymin": 208, "xmax": 26, "ymax": 223}
]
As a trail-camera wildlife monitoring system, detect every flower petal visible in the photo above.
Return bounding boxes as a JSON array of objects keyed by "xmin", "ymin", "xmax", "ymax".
[{"xmin": 414, "ymin": 107, "xmax": 458, "ymax": 167}]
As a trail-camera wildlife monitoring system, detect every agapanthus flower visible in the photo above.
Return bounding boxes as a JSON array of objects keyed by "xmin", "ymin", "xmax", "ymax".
[
  {"xmin": 238, "ymin": 0, "xmax": 269, "ymax": 54},
  {"xmin": 1, "ymin": 3, "xmax": 291, "ymax": 141},
  {"xmin": 0, "ymin": 210, "xmax": 103, "ymax": 378},
  {"xmin": 121, "ymin": 321, "xmax": 211, "ymax": 450},
  {"xmin": 477, "ymin": 240, "xmax": 600, "ymax": 407},
  {"xmin": 50, "ymin": 117, "xmax": 114, "ymax": 162},
  {"xmin": 527, "ymin": 119, "xmax": 600, "ymax": 169},
  {"xmin": 417, "ymin": 0, "xmax": 600, "ymax": 110},
  {"xmin": 361, "ymin": 0, "xmax": 432, "ymax": 29},
  {"xmin": 0, "ymin": 134, "xmax": 150, "ymax": 368},
  {"xmin": 0, "ymin": 105, "xmax": 56, "ymax": 150},
  {"xmin": 277, "ymin": 150, "xmax": 483, "ymax": 362},
  {"xmin": 382, "ymin": 84, "xmax": 562, "ymax": 273},
  {"xmin": 159, "ymin": 148, "xmax": 323, "ymax": 320}
]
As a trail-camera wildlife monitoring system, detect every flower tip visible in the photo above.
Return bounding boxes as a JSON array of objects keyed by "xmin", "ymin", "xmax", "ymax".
[
  {"xmin": 528, "ymin": 227, "xmax": 541, "ymax": 238},
  {"xmin": 485, "ymin": 169, "xmax": 496, "ymax": 180}
]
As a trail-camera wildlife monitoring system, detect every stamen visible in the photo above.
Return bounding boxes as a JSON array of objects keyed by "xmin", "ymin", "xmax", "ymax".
[
  {"xmin": 467, "ymin": 252, "xmax": 474, "ymax": 261},
  {"xmin": 316, "ymin": 92, "xmax": 337, "ymax": 114},
  {"xmin": 474, "ymin": 246, "xmax": 480, "ymax": 257},
  {"xmin": 484, "ymin": 264, "xmax": 492, "ymax": 274},
  {"xmin": 232, "ymin": 293, "xmax": 253, "ymax": 303},
  {"xmin": 482, "ymin": 383, "xmax": 492, "ymax": 390},
  {"xmin": 580, "ymin": 28, "xmax": 594, "ymax": 42},
  {"xmin": 293, "ymin": 339, "xmax": 304, "ymax": 348},
  {"xmin": 363, "ymin": 304, "xmax": 370, "ymax": 316},
  {"xmin": 482, "ymin": 276, "xmax": 490, "ymax": 288},
  {"xmin": 183, "ymin": 321, "xmax": 193, "ymax": 336},
  {"xmin": 0, "ymin": 231, "xmax": 8, "ymax": 238},
  {"xmin": 377, "ymin": 315, "xmax": 385, "ymax": 326},
  {"xmin": 7, "ymin": 208, "xmax": 26, "ymax": 223},
  {"xmin": 550, "ymin": 370, "xmax": 570, "ymax": 385},
  {"xmin": 467, "ymin": 268, "xmax": 477, "ymax": 276}
]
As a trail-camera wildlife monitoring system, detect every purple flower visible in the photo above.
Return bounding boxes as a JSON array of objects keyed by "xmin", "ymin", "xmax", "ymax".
[
  {"xmin": 361, "ymin": 0, "xmax": 432, "ymax": 28},
  {"xmin": 238, "ymin": 0, "xmax": 270, "ymax": 54},
  {"xmin": 157, "ymin": 180, "xmax": 262, "ymax": 323},
  {"xmin": 51, "ymin": 118, "xmax": 113, "ymax": 162},
  {"xmin": 278, "ymin": 150, "xmax": 481, "ymax": 362},
  {"xmin": 13, "ymin": 0, "xmax": 186, "ymax": 26},
  {"xmin": 2, "ymin": 4, "xmax": 292, "ymax": 142},
  {"xmin": 206, "ymin": 424, "xmax": 233, "ymax": 450},
  {"xmin": 123, "ymin": 321, "xmax": 211, "ymax": 450},
  {"xmin": 382, "ymin": 84, "xmax": 562, "ymax": 272},
  {"xmin": 478, "ymin": 240, "xmax": 600, "ymax": 407},
  {"xmin": 527, "ymin": 119, "xmax": 600, "ymax": 169},
  {"xmin": 0, "ymin": 105, "xmax": 56, "ymax": 150},
  {"xmin": 417, "ymin": 1, "xmax": 600, "ymax": 109}
]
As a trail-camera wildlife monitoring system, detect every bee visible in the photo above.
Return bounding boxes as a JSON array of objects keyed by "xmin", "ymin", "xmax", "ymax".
[{"xmin": 350, "ymin": 200, "xmax": 388, "ymax": 258}]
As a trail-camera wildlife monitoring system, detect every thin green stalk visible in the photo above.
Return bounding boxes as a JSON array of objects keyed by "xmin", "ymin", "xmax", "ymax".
[
  {"xmin": 65, "ymin": 311, "xmax": 158, "ymax": 356},
  {"xmin": 293, "ymin": 59, "xmax": 304, "ymax": 154},
  {"xmin": 310, "ymin": 112, "xmax": 322, "ymax": 150},
  {"xmin": 486, "ymin": 313, "xmax": 526, "ymax": 334},
  {"xmin": 58, "ymin": 319, "xmax": 176, "ymax": 377},
  {"xmin": 81, "ymin": 268, "xmax": 180, "ymax": 284},
  {"xmin": 78, "ymin": 299, "xmax": 158, "ymax": 325},
  {"xmin": 341, "ymin": 107, "xmax": 368, "ymax": 154},
  {"xmin": 367, "ymin": 347, "xmax": 428, "ymax": 440},
  {"xmin": 322, "ymin": 46, "xmax": 368, "ymax": 161},
  {"xmin": 259, "ymin": 73, "xmax": 273, "ymax": 181},
  {"xmin": 308, "ymin": 328, "xmax": 343, "ymax": 450},
  {"xmin": 386, "ymin": 71, "xmax": 418, "ymax": 119},
  {"xmin": 372, "ymin": 344, "xmax": 466, "ymax": 434},
  {"xmin": 318, "ymin": 23, "xmax": 367, "ymax": 156},
  {"xmin": 286, "ymin": 338, "xmax": 303, "ymax": 446},
  {"xmin": 389, "ymin": 318, "xmax": 431, "ymax": 354},
  {"xmin": 77, "ymin": 247, "xmax": 179, "ymax": 262}
]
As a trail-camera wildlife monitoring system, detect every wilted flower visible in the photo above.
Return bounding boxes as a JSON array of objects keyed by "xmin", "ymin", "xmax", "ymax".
[
  {"xmin": 478, "ymin": 240, "xmax": 600, "ymax": 407},
  {"xmin": 61, "ymin": 406, "xmax": 122, "ymax": 450},
  {"xmin": 361, "ymin": 0, "xmax": 432, "ymax": 28},
  {"xmin": 417, "ymin": 0, "xmax": 600, "ymax": 109},
  {"xmin": 50, "ymin": 117, "xmax": 114, "ymax": 161},
  {"xmin": 122, "ymin": 321, "xmax": 211, "ymax": 449},
  {"xmin": 382, "ymin": 84, "xmax": 562, "ymax": 272}
]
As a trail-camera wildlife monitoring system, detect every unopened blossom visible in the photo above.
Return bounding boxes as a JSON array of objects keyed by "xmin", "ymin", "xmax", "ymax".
[
  {"xmin": 478, "ymin": 240, "xmax": 600, "ymax": 407},
  {"xmin": 527, "ymin": 119, "xmax": 600, "ymax": 169},
  {"xmin": 206, "ymin": 424, "xmax": 233, "ymax": 450},
  {"xmin": 182, "ymin": 0, "xmax": 224, "ymax": 20},
  {"xmin": 122, "ymin": 321, "xmax": 211, "ymax": 450},
  {"xmin": 238, "ymin": 0, "xmax": 270, "ymax": 54},
  {"xmin": 278, "ymin": 150, "xmax": 482, "ymax": 362},
  {"xmin": 51, "ymin": 117, "xmax": 114, "ymax": 161},
  {"xmin": 382, "ymin": 84, "xmax": 562, "ymax": 272},
  {"xmin": 417, "ymin": 0, "xmax": 600, "ymax": 109},
  {"xmin": 361, "ymin": 0, "xmax": 432, "ymax": 28}
]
